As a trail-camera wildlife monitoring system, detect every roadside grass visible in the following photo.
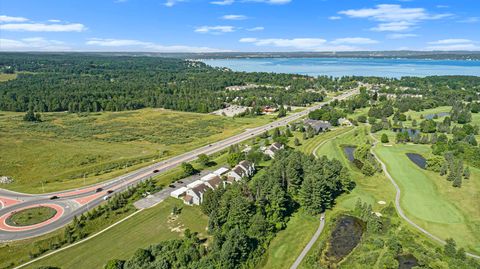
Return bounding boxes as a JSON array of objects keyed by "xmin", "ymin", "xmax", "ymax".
[
  {"xmin": 0, "ymin": 205, "xmax": 136, "ymax": 269},
  {"xmin": 24, "ymin": 198, "xmax": 208, "ymax": 269},
  {"xmin": 289, "ymin": 126, "xmax": 355, "ymax": 155},
  {"xmin": 0, "ymin": 108, "xmax": 271, "ymax": 193},
  {"xmin": 6, "ymin": 206, "xmax": 57, "ymax": 227},
  {"xmin": 259, "ymin": 212, "xmax": 318, "ymax": 269},
  {"xmin": 373, "ymin": 143, "xmax": 480, "ymax": 254}
]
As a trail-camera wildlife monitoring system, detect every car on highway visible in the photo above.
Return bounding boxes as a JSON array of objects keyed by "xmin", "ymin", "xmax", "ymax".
[
  {"xmin": 107, "ymin": 190, "xmax": 114, "ymax": 194},
  {"xmin": 177, "ymin": 180, "xmax": 184, "ymax": 184},
  {"xmin": 103, "ymin": 195, "xmax": 111, "ymax": 200},
  {"xmin": 169, "ymin": 184, "xmax": 175, "ymax": 188},
  {"xmin": 96, "ymin": 188, "xmax": 103, "ymax": 193},
  {"xmin": 50, "ymin": 195, "xmax": 59, "ymax": 200},
  {"xmin": 153, "ymin": 169, "xmax": 160, "ymax": 173}
]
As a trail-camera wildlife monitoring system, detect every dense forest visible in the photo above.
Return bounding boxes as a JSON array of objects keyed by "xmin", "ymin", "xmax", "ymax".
[
  {"xmin": 102, "ymin": 149, "xmax": 353, "ymax": 269},
  {"xmin": 0, "ymin": 53, "xmax": 325, "ymax": 113}
]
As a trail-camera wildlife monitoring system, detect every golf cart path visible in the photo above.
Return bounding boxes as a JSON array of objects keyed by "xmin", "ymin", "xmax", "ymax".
[{"xmin": 369, "ymin": 133, "xmax": 480, "ymax": 260}]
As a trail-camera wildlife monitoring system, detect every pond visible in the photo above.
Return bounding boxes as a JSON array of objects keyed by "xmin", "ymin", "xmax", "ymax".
[
  {"xmin": 406, "ymin": 153, "xmax": 426, "ymax": 169},
  {"xmin": 397, "ymin": 254, "xmax": 418, "ymax": 269},
  {"xmin": 325, "ymin": 216, "xmax": 364, "ymax": 263},
  {"xmin": 392, "ymin": 128, "xmax": 420, "ymax": 137},
  {"xmin": 425, "ymin": 112, "xmax": 450, "ymax": 120},
  {"xmin": 343, "ymin": 146, "xmax": 356, "ymax": 162}
]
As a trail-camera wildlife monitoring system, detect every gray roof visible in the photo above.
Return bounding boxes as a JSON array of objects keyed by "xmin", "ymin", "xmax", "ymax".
[{"xmin": 304, "ymin": 119, "xmax": 331, "ymax": 132}]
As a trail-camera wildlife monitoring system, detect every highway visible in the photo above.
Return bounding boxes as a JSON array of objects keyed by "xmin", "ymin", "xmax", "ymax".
[{"xmin": 0, "ymin": 89, "xmax": 358, "ymax": 241}]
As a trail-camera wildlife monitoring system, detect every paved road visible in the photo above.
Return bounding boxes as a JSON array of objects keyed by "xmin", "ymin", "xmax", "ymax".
[
  {"xmin": 290, "ymin": 213, "xmax": 325, "ymax": 269},
  {"xmin": 0, "ymin": 89, "xmax": 358, "ymax": 241},
  {"xmin": 369, "ymin": 134, "xmax": 480, "ymax": 260}
]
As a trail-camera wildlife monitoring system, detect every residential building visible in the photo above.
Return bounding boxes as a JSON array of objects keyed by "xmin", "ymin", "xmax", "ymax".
[
  {"xmin": 304, "ymin": 119, "xmax": 332, "ymax": 134},
  {"xmin": 264, "ymin": 142, "xmax": 284, "ymax": 158}
]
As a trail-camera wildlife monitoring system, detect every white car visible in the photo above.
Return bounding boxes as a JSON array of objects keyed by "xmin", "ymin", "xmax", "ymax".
[{"xmin": 103, "ymin": 195, "xmax": 111, "ymax": 200}]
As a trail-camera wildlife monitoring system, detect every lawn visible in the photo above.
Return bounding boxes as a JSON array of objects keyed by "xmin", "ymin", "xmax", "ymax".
[
  {"xmin": 374, "ymin": 143, "xmax": 480, "ymax": 254},
  {"xmin": 0, "ymin": 108, "xmax": 271, "ymax": 193},
  {"xmin": 259, "ymin": 212, "xmax": 318, "ymax": 269},
  {"xmin": 24, "ymin": 198, "xmax": 208, "ymax": 269},
  {"xmin": 6, "ymin": 206, "xmax": 57, "ymax": 227},
  {"xmin": 289, "ymin": 126, "xmax": 355, "ymax": 155},
  {"xmin": 0, "ymin": 73, "xmax": 17, "ymax": 82}
]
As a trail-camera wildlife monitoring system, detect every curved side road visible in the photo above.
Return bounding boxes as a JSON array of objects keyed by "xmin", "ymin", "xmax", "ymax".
[
  {"xmin": 290, "ymin": 128, "xmax": 353, "ymax": 269},
  {"xmin": 290, "ymin": 213, "xmax": 325, "ymax": 269},
  {"xmin": 369, "ymin": 134, "xmax": 480, "ymax": 260}
]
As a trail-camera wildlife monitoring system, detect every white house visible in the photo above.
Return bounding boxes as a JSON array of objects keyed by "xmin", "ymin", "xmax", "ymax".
[
  {"xmin": 264, "ymin": 142, "xmax": 284, "ymax": 158},
  {"xmin": 185, "ymin": 182, "xmax": 210, "ymax": 205},
  {"xmin": 227, "ymin": 166, "xmax": 246, "ymax": 183},
  {"xmin": 170, "ymin": 186, "xmax": 188, "ymax": 199},
  {"xmin": 238, "ymin": 160, "xmax": 255, "ymax": 176}
]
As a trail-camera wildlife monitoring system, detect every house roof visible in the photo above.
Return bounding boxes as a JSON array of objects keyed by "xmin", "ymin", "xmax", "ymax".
[
  {"xmin": 191, "ymin": 183, "xmax": 210, "ymax": 197},
  {"xmin": 187, "ymin": 180, "xmax": 204, "ymax": 189},
  {"xmin": 232, "ymin": 166, "xmax": 246, "ymax": 177},
  {"xmin": 171, "ymin": 187, "xmax": 188, "ymax": 197},
  {"xmin": 213, "ymin": 167, "xmax": 230, "ymax": 176},
  {"xmin": 239, "ymin": 160, "xmax": 253, "ymax": 170},
  {"xmin": 207, "ymin": 175, "xmax": 223, "ymax": 189},
  {"xmin": 304, "ymin": 119, "xmax": 331, "ymax": 132}
]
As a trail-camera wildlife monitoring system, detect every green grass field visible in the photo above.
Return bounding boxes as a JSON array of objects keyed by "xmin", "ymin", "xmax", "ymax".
[
  {"xmin": 6, "ymin": 206, "xmax": 57, "ymax": 227},
  {"xmin": 260, "ymin": 212, "xmax": 318, "ymax": 269},
  {"xmin": 0, "ymin": 109, "xmax": 271, "ymax": 193},
  {"xmin": 374, "ymin": 143, "xmax": 480, "ymax": 254},
  {"xmin": 24, "ymin": 198, "xmax": 208, "ymax": 269}
]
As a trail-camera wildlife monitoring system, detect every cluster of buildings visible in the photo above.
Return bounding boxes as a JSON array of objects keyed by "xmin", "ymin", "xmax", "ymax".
[
  {"xmin": 262, "ymin": 142, "xmax": 285, "ymax": 158},
  {"xmin": 170, "ymin": 160, "xmax": 255, "ymax": 206}
]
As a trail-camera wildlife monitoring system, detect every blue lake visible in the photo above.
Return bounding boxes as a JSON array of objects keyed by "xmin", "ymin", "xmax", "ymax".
[{"xmin": 202, "ymin": 58, "xmax": 480, "ymax": 78}]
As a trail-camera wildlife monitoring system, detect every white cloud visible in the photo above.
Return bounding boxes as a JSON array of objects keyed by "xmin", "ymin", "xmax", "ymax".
[
  {"xmin": 371, "ymin": 21, "xmax": 415, "ymax": 32},
  {"xmin": 457, "ymin": 17, "xmax": 479, "ymax": 23},
  {"xmin": 0, "ymin": 15, "xmax": 28, "ymax": 22},
  {"xmin": 164, "ymin": 0, "xmax": 186, "ymax": 7},
  {"xmin": 194, "ymin": 25, "xmax": 235, "ymax": 34},
  {"xmin": 331, "ymin": 37, "xmax": 378, "ymax": 45},
  {"xmin": 221, "ymin": 14, "xmax": 247, "ymax": 20},
  {"xmin": 246, "ymin": 26, "xmax": 264, "ymax": 31},
  {"xmin": 211, "ymin": 0, "xmax": 234, "ymax": 5},
  {"xmin": 428, "ymin": 39, "xmax": 473, "ymax": 45},
  {"xmin": 239, "ymin": 37, "xmax": 366, "ymax": 51},
  {"xmin": 329, "ymin": 16, "xmax": 342, "ymax": 20},
  {"xmin": 387, "ymin": 33, "xmax": 418, "ymax": 39},
  {"xmin": 426, "ymin": 39, "xmax": 479, "ymax": 51},
  {"xmin": 0, "ymin": 37, "xmax": 71, "ymax": 51},
  {"xmin": 86, "ymin": 38, "xmax": 230, "ymax": 52},
  {"xmin": 339, "ymin": 4, "xmax": 451, "ymax": 32},
  {"xmin": 0, "ymin": 22, "xmax": 86, "ymax": 32}
]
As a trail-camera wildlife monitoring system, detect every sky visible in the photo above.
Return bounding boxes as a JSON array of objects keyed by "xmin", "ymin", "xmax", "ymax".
[{"xmin": 0, "ymin": 0, "xmax": 479, "ymax": 52}]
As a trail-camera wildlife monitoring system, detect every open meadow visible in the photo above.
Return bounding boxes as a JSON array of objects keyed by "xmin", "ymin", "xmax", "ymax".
[
  {"xmin": 0, "ymin": 109, "xmax": 271, "ymax": 193},
  {"xmin": 24, "ymin": 198, "xmax": 208, "ymax": 269}
]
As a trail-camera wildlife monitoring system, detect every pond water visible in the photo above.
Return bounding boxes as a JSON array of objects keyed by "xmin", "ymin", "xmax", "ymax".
[
  {"xmin": 425, "ymin": 112, "xmax": 450, "ymax": 120},
  {"xmin": 406, "ymin": 153, "xmax": 427, "ymax": 169},
  {"xmin": 393, "ymin": 128, "xmax": 420, "ymax": 137},
  {"xmin": 343, "ymin": 146, "xmax": 356, "ymax": 162},
  {"xmin": 397, "ymin": 254, "xmax": 419, "ymax": 269},
  {"xmin": 326, "ymin": 216, "xmax": 364, "ymax": 263}
]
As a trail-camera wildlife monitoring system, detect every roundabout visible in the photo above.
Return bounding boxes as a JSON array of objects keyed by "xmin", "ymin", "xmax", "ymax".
[
  {"xmin": 0, "ymin": 204, "xmax": 65, "ymax": 232},
  {"xmin": 6, "ymin": 206, "xmax": 57, "ymax": 227}
]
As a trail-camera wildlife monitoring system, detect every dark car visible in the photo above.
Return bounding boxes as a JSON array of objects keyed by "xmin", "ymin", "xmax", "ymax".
[
  {"xmin": 95, "ymin": 188, "xmax": 103, "ymax": 193},
  {"xmin": 153, "ymin": 169, "xmax": 160, "ymax": 173},
  {"xmin": 177, "ymin": 180, "xmax": 184, "ymax": 184},
  {"xmin": 50, "ymin": 195, "xmax": 59, "ymax": 200},
  {"xmin": 107, "ymin": 190, "xmax": 114, "ymax": 194},
  {"xmin": 169, "ymin": 184, "xmax": 175, "ymax": 188}
]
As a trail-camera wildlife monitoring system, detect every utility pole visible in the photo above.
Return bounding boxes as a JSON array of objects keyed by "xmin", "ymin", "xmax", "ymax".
[
  {"xmin": 83, "ymin": 173, "xmax": 86, "ymax": 185},
  {"xmin": 41, "ymin": 181, "xmax": 45, "ymax": 193}
]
